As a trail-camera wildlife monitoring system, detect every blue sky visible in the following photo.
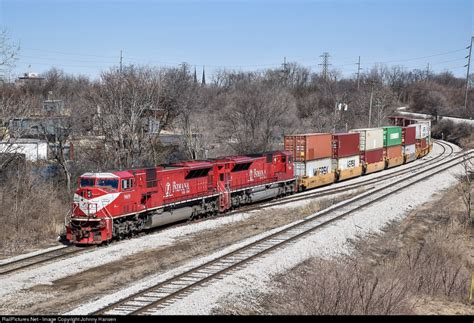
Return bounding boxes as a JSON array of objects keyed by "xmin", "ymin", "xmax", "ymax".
[{"xmin": 0, "ymin": 0, "xmax": 472, "ymax": 80}]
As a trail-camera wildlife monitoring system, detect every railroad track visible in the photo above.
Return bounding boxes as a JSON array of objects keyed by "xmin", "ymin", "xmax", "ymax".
[
  {"xmin": 0, "ymin": 141, "xmax": 451, "ymax": 277},
  {"xmin": 93, "ymin": 146, "xmax": 471, "ymax": 315},
  {"xmin": 0, "ymin": 245, "xmax": 87, "ymax": 276}
]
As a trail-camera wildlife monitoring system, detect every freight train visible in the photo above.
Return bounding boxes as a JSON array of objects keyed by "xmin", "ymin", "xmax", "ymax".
[{"xmin": 66, "ymin": 120, "xmax": 432, "ymax": 245}]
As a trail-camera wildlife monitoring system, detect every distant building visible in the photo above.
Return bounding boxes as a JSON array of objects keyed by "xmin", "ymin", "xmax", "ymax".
[
  {"xmin": 0, "ymin": 138, "xmax": 73, "ymax": 162},
  {"xmin": 8, "ymin": 116, "xmax": 70, "ymax": 140},
  {"xmin": 0, "ymin": 139, "xmax": 48, "ymax": 162},
  {"xmin": 15, "ymin": 72, "xmax": 44, "ymax": 87},
  {"xmin": 43, "ymin": 99, "xmax": 68, "ymax": 116}
]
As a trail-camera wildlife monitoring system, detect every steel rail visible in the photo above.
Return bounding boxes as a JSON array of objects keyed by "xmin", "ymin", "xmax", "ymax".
[
  {"xmin": 0, "ymin": 246, "xmax": 88, "ymax": 276},
  {"xmin": 92, "ymin": 147, "xmax": 470, "ymax": 316}
]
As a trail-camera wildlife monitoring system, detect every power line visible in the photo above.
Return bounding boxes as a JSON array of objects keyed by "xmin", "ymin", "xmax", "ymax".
[{"xmin": 19, "ymin": 46, "xmax": 467, "ymax": 71}]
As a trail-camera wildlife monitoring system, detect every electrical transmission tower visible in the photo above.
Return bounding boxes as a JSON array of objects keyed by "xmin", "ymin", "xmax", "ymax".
[{"xmin": 319, "ymin": 52, "xmax": 331, "ymax": 80}]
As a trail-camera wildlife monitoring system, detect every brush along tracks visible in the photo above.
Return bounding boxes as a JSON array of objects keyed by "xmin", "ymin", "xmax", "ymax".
[{"xmin": 92, "ymin": 146, "xmax": 471, "ymax": 315}]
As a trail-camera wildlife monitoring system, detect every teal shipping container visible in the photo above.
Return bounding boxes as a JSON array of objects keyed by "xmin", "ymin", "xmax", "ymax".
[{"xmin": 382, "ymin": 126, "xmax": 402, "ymax": 147}]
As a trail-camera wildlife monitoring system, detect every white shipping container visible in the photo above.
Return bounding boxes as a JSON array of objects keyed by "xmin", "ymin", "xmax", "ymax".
[
  {"xmin": 409, "ymin": 124, "xmax": 430, "ymax": 139},
  {"xmin": 349, "ymin": 128, "xmax": 383, "ymax": 151},
  {"xmin": 403, "ymin": 144, "xmax": 416, "ymax": 155},
  {"xmin": 333, "ymin": 155, "xmax": 360, "ymax": 171},
  {"xmin": 294, "ymin": 158, "xmax": 332, "ymax": 177}
]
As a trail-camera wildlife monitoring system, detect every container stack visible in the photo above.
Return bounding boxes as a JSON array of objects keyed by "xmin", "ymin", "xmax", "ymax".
[
  {"xmin": 382, "ymin": 126, "xmax": 404, "ymax": 168},
  {"xmin": 284, "ymin": 133, "xmax": 335, "ymax": 190},
  {"xmin": 402, "ymin": 126, "xmax": 416, "ymax": 163},
  {"xmin": 409, "ymin": 123, "xmax": 430, "ymax": 158},
  {"xmin": 331, "ymin": 133, "xmax": 362, "ymax": 180},
  {"xmin": 349, "ymin": 128, "xmax": 384, "ymax": 174}
]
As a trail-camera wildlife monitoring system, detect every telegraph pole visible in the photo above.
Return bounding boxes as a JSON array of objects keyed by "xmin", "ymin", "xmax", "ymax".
[
  {"xmin": 356, "ymin": 56, "xmax": 361, "ymax": 90},
  {"xmin": 119, "ymin": 50, "xmax": 123, "ymax": 74},
  {"xmin": 282, "ymin": 57, "xmax": 288, "ymax": 72},
  {"xmin": 465, "ymin": 36, "xmax": 473, "ymax": 111},
  {"xmin": 368, "ymin": 80, "xmax": 374, "ymax": 128},
  {"xmin": 319, "ymin": 52, "xmax": 331, "ymax": 80}
]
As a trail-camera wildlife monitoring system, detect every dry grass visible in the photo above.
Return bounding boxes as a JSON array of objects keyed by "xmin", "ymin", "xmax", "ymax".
[{"xmin": 0, "ymin": 167, "xmax": 68, "ymax": 256}]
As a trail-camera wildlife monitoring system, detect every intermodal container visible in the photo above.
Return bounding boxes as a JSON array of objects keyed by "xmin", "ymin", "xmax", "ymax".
[
  {"xmin": 416, "ymin": 138, "xmax": 427, "ymax": 149},
  {"xmin": 332, "ymin": 133, "xmax": 360, "ymax": 158},
  {"xmin": 409, "ymin": 124, "xmax": 430, "ymax": 139},
  {"xmin": 333, "ymin": 155, "xmax": 360, "ymax": 171},
  {"xmin": 383, "ymin": 126, "xmax": 402, "ymax": 147},
  {"xmin": 284, "ymin": 133, "xmax": 332, "ymax": 162},
  {"xmin": 360, "ymin": 148, "xmax": 384, "ymax": 164},
  {"xmin": 402, "ymin": 126, "xmax": 416, "ymax": 145},
  {"xmin": 404, "ymin": 144, "xmax": 416, "ymax": 155},
  {"xmin": 349, "ymin": 128, "xmax": 383, "ymax": 151},
  {"xmin": 294, "ymin": 158, "xmax": 332, "ymax": 177},
  {"xmin": 385, "ymin": 145, "xmax": 403, "ymax": 158}
]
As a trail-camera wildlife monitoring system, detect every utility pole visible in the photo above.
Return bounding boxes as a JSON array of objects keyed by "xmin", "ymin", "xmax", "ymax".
[
  {"xmin": 319, "ymin": 52, "xmax": 331, "ymax": 80},
  {"xmin": 465, "ymin": 36, "xmax": 473, "ymax": 111},
  {"xmin": 119, "ymin": 50, "xmax": 123, "ymax": 74},
  {"xmin": 282, "ymin": 57, "xmax": 288, "ymax": 72},
  {"xmin": 426, "ymin": 63, "xmax": 430, "ymax": 82},
  {"xmin": 368, "ymin": 80, "xmax": 374, "ymax": 128},
  {"xmin": 356, "ymin": 56, "xmax": 361, "ymax": 90}
]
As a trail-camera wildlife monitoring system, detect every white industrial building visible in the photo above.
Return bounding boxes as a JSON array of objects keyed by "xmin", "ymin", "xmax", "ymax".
[{"xmin": 0, "ymin": 139, "xmax": 48, "ymax": 162}]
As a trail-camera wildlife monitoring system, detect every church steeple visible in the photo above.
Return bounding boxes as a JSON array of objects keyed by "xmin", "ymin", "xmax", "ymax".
[{"xmin": 201, "ymin": 66, "xmax": 206, "ymax": 86}]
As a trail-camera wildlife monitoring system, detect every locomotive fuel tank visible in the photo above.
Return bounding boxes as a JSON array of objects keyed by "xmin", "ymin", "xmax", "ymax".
[{"xmin": 144, "ymin": 207, "xmax": 194, "ymax": 229}]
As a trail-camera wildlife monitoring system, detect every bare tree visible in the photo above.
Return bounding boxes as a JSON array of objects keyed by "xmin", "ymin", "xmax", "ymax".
[
  {"xmin": 0, "ymin": 29, "xmax": 19, "ymax": 81},
  {"xmin": 214, "ymin": 78, "xmax": 298, "ymax": 154}
]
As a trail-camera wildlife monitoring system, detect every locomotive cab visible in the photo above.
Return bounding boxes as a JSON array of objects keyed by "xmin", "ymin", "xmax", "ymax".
[{"xmin": 67, "ymin": 172, "xmax": 133, "ymax": 244}]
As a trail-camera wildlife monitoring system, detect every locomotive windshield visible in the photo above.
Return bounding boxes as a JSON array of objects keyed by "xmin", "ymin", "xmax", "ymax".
[
  {"xmin": 97, "ymin": 178, "xmax": 119, "ymax": 189},
  {"xmin": 80, "ymin": 178, "xmax": 95, "ymax": 187}
]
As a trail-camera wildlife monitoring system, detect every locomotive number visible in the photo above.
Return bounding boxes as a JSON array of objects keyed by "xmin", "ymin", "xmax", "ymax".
[{"xmin": 347, "ymin": 160, "xmax": 356, "ymax": 168}]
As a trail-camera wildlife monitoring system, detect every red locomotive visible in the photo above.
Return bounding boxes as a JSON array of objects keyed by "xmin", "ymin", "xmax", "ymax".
[{"xmin": 66, "ymin": 151, "xmax": 296, "ymax": 244}]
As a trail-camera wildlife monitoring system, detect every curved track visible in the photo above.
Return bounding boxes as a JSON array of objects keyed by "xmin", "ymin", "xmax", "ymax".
[
  {"xmin": 0, "ymin": 141, "xmax": 453, "ymax": 277},
  {"xmin": 93, "ymin": 144, "xmax": 471, "ymax": 315}
]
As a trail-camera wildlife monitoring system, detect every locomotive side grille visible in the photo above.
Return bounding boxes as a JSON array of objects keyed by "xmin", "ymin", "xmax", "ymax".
[{"xmin": 146, "ymin": 168, "xmax": 157, "ymax": 188}]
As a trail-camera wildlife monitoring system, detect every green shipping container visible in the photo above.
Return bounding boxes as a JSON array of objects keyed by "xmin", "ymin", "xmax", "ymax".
[{"xmin": 382, "ymin": 126, "xmax": 402, "ymax": 147}]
